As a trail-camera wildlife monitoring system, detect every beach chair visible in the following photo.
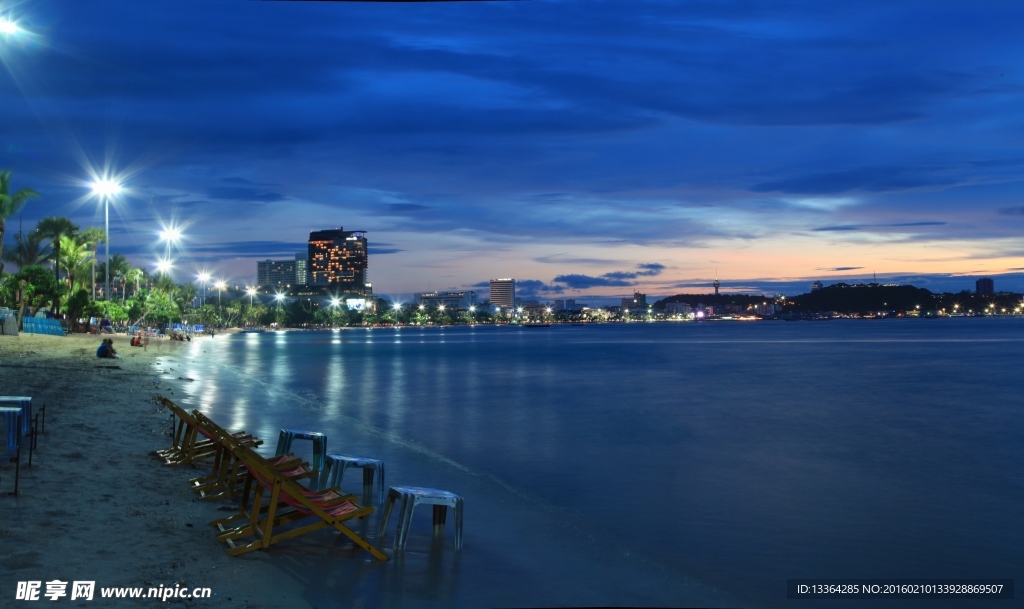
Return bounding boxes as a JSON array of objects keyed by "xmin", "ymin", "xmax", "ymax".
[
  {"xmin": 157, "ymin": 397, "xmax": 261, "ymax": 466},
  {"xmin": 216, "ymin": 441, "xmax": 388, "ymax": 561},
  {"xmin": 189, "ymin": 409, "xmax": 318, "ymax": 505}
]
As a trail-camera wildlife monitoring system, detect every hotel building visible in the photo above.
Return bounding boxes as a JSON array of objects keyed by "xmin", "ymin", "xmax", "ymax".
[
  {"xmin": 489, "ymin": 278, "xmax": 516, "ymax": 308},
  {"xmin": 308, "ymin": 228, "xmax": 370, "ymax": 295}
]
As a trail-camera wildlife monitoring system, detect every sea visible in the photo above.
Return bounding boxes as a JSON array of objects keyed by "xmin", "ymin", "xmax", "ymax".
[{"xmin": 167, "ymin": 318, "xmax": 1024, "ymax": 609}]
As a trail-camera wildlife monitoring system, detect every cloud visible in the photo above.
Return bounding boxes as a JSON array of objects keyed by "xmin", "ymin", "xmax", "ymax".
[
  {"xmin": 817, "ymin": 267, "xmax": 864, "ymax": 271},
  {"xmin": 812, "ymin": 221, "xmax": 946, "ymax": 232},
  {"xmin": 999, "ymin": 206, "xmax": 1024, "ymax": 216},
  {"xmin": 552, "ymin": 263, "xmax": 666, "ymax": 289},
  {"xmin": 752, "ymin": 166, "xmax": 964, "ymax": 195},
  {"xmin": 553, "ymin": 274, "xmax": 635, "ymax": 289},
  {"xmin": 385, "ymin": 203, "xmax": 432, "ymax": 213},
  {"xmin": 205, "ymin": 186, "xmax": 286, "ymax": 202}
]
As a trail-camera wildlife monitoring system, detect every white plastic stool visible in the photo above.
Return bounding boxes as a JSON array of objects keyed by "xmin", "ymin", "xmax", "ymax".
[
  {"xmin": 322, "ymin": 454, "xmax": 386, "ymax": 505},
  {"xmin": 378, "ymin": 485, "xmax": 463, "ymax": 550}
]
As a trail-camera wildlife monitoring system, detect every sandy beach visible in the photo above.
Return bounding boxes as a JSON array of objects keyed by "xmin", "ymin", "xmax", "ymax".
[{"xmin": 0, "ymin": 333, "xmax": 314, "ymax": 608}]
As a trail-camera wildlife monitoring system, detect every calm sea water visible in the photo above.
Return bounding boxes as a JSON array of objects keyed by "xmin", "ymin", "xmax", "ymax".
[{"xmin": 168, "ymin": 319, "xmax": 1024, "ymax": 609}]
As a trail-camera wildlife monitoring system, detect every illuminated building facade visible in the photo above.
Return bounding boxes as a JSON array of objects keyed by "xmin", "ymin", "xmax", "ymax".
[
  {"xmin": 308, "ymin": 228, "xmax": 370, "ymax": 295},
  {"xmin": 489, "ymin": 278, "xmax": 515, "ymax": 308},
  {"xmin": 257, "ymin": 259, "xmax": 297, "ymax": 289}
]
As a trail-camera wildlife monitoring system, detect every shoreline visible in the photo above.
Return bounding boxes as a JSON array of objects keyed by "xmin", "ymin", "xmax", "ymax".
[{"xmin": 0, "ymin": 333, "xmax": 313, "ymax": 608}]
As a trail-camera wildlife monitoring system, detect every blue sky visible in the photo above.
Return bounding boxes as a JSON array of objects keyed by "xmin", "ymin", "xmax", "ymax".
[{"xmin": 2, "ymin": 0, "xmax": 1023, "ymax": 302}]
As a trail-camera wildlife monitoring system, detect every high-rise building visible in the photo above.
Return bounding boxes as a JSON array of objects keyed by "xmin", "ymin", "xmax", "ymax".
[
  {"xmin": 308, "ymin": 228, "xmax": 369, "ymax": 294},
  {"xmin": 295, "ymin": 252, "xmax": 308, "ymax": 286},
  {"xmin": 257, "ymin": 259, "xmax": 297, "ymax": 289},
  {"xmin": 489, "ymin": 278, "xmax": 515, "ymax": 308},
  {"xmin": 713, "ymin": 270, "xmax": 720, "ymax": 296},
  {"xmin": 976, "ymin": 277, "xmax": 994, "ymax": 296},
  {"xmin": 811, "ymin": 281, "xmax": 823, "ymax": 291}
]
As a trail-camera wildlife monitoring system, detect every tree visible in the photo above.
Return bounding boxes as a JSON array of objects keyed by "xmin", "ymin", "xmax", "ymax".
[
  {"xmin": 59, "ymin": 235, "xmax": 94, "ymax": 294},
  {"xmin": 12, "ymin": 265, "xmax": 61, "ymax": 329},
  {"xmin": 78, "ymin": 227, "xmax": 106, "ymax": 298},
  {"xmin": 2, "ymin": 230, "xmax": 51, "ymax": 269},
  {"xmin": 124, "ymin": 267, "xmax": 145, "ymax": 302},
  {"xmin": 0, "ymin": 170, "xmax": 41, "ymax": 276},
  {"xmin": 35, "ymin": 217, "xmax": 80, "ymax": 307},
  {"xmin": 65, "ymin": 288, "xmax": 91, "ymax": 332}
]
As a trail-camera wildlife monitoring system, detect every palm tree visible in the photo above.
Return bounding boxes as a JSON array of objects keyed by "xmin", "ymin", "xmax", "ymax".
[
  {"xmin": 77, "ymin": 226, "xmax": 106, "ymax": 299},
  {"xmin": 59, "ymin": 235, "xmax": 93, "ymax": 294},
  {"xmin": 2, "ymin": 230, "xmax": 51, "ymax": 268},
  {"xmin": 0, "ymin": 170, "xmax": 41, "ymax": 276},
  {"xmin": 106, "ymin": 253, "xmax": 130, "ymax": 302},
  {"xmin": 125, "ymin": 267, "xmax": 145, "ymax": 300},
  {"xmin": 34, "ymin": 216, "xmax": 79, "ymax": 314}
]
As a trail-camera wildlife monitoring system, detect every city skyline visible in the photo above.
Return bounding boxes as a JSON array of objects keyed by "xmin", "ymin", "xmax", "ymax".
[{"xmin": 2, "ymin": 2, "xmax": 1023, "ymax": 300}]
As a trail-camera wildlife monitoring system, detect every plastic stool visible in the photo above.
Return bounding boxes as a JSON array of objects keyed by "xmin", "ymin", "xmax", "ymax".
[
  {"xmin": 378, "ymin": 486, "xmax": 463, "ymax": 551},
  {"xmin": 0, "ymin": 407, "xmax": 22, "ymax": 456},
  {"xmin": 322, "ymin": 454, "xmax": 386, "ymax": 505},
  {"xmin": 274, "ymin": 429, "xmax": 326, "ymax": 487},
  {"xmin": 0, "ymin": 397, "xmax": 32, "ymax": 437}
]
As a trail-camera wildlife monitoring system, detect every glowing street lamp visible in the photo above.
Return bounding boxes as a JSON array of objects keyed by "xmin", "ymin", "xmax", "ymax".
[
  {"xmin": 215, "ymin": 280, "xmax": 226, "ymax": 307},
  {"xmin": 247, "ymin": 287, "xmax": 257, "ymax": 307},
  {"xmin": 90, "ymin": 178, "xmax": 122, "ymax": 301},
  {"xmin": 274, "ymin": 293, "xmax": 285, "ymax": 305},
  {"xmin": 159, "ymin": 227, "xmax": 182, "ymax": 276},
  {"xmin": 197, "ymin": 272, "xmax": 210, "ymax": 306},
  {"xmin": 438, "ymin": 304, "xmax": 446, "ymax": 312},
  {"xmin": 0, "ymin": 18, "xmax": 19, "ymax": 35},
  {"xmin": 155, "ymin": 259, "xmax": 172, "ymax": 275}
]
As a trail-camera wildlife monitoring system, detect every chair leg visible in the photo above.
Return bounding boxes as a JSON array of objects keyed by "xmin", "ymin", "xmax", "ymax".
[
  {"xmin": 377, "ymin": 494, "xmax": 396, "ymax": 540},
  {"xmin": 432, "ymin": 505, "xmax": 447, "ymax": 538},
  {"xmin": 377, "ymin": 463, "xmax": 385, "ymax": 507},
  {"xmin": 396, "ymin": 497, "xmax": 416, "ymax": 551},
  {"xmin": 454, "ymin": 497, "xmax": 464, "ymax": 550}
]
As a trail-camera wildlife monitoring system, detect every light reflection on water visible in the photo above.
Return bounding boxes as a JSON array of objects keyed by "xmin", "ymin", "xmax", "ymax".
[{"xmin": 170, "ymin": 319, "xmax": 1024, "ymax": 609}]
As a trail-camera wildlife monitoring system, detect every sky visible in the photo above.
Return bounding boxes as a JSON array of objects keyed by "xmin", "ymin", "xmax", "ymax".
[{"xmin": 1, "ymin": 0, "xmax": 1023, "ymax": 303}]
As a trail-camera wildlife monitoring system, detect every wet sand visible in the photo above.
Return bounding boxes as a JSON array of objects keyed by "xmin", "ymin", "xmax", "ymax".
[{"xmin": 0, "ymin": 333, "xmax": 313, "ymax": 608}]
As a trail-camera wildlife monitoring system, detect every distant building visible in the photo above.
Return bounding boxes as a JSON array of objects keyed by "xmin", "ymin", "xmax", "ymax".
[
  {"xmin": 553, "ymin": 299, "xmax": 565, "ymax": 312},
  {"xmin": 295, "ymin": 253, "xmax": 308, "ymax": 285},
  {"xmin": 308, "ymin": 228, "xmax": 370, "ymax": 295},
  {"xmin": 666, "ymin": 302, "xmax": 692, "ymax": 316},
  {"xmin": 976, "ymin": 277, "xmax": 994, "ymax": 297},
  {"xmin": 257, "ymin": 259, "xmax": 297, "ymax": 289},
  {"xmin": 713, "ymin": 271, "xmax": 720, "ymax": 296},
  {"xmin": 415, "ymin": 291, "xmax": 477, "ymax": 310},
  {"xmin": 811, "ymin": 281, "xmax": 824, "ymax": 291},
  {"xmin": 621, "ymin": 291, "xmax": 647, "ymax": 312},
  {"xmin": 489, "ymin": 279, "xmax": 516, "ymax": 308}
]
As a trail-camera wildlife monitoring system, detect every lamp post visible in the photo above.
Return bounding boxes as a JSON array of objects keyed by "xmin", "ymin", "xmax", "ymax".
[
  {"xmin": 158, "ymin": 227, "xmax": 181, "ymax": 278},
  {"xmin": 198, "ymin": 272, "xmax": 210, "ymax": 307},
  {"xmin": 247, "ymin": 287, "xmax": 257, "ymax": 307},
  {"xmin": 90, "ymin": 179, "xmax": 121, "ymax": 301},
  {"xmin": 215, "ymin": 281, "xmax": 226, "ymax": 307}
]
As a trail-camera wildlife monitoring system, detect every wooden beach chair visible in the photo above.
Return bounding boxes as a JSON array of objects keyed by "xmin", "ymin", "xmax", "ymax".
[
  {"xmin": 216, "ymin": 441, "xmax": 388, "ymax": 561},
  {"xmin": 157, "ymin": 397, "xmax": 262, "ymax": 466},
  {"xmin": 189, "ymin": 409, "xmax": 318, "ymax": 504}
]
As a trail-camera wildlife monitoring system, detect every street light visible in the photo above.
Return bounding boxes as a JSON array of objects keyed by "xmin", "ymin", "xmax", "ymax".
[
  {"xmin": 197, "ymin": 272, "xmax": 210, "ymax": 306},
  {"xmin": 156, "ymin": 259, "xmax": 172, "ymax": 275},
  {"xmin": 0, "ymin": 18, "xmax": 19, "ymax": 35},
  {"xmin": 247, "ymin": 287, "xmax": 257, "ymax": 307},
  {"xmin": 159, "ymin": 227, "xmax": 182, "ymax": 277},
  {"xmin": 215, "ymin": 281, "xmax": 226, "ymax": 306},
  {"xmin": 90, "ymin": 178, "xmax": 122, "ymax": 301}
]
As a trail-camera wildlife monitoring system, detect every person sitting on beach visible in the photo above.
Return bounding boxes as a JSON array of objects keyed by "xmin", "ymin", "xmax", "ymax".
[
  {"xmin": 100, "ymin": 317, "xmax": 114, "ymax": 334},
  {"xmin": 97, "ymin": 338, "xmax": 118, "ymax": 358}
]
